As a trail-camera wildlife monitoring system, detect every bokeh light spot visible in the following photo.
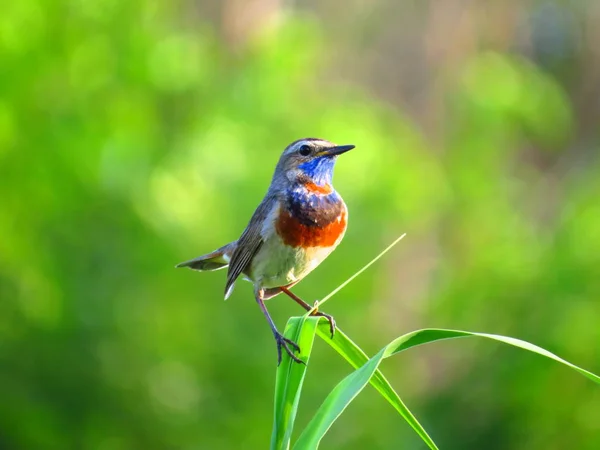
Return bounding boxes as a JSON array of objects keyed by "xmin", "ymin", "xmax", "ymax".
[{"xmin": 147, "ymin": 360, "xmax": 201, "ymax": 413}]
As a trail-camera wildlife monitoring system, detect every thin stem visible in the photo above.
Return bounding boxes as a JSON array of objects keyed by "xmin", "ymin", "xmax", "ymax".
[{"xmin": 306, "ymin": 233, "xmax": 407, "ymax": 315}]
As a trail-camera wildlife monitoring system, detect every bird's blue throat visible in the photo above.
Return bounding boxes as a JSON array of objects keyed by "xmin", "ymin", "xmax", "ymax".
[
  {"xmin": 298, "ymin": 156, "xmax": 336, "ymax": 186},
  {"xmin": 287, "ymin": 156, "xmax": 342, "ymax": 227}
]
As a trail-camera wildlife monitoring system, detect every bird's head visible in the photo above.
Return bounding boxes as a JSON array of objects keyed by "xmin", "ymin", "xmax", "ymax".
[{"xmin": 274, "ymin": 138, "xmax": 355, "ymax": 187}]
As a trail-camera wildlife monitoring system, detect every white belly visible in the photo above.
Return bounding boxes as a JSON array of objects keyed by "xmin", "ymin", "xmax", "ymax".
[{"xmin": 248, "ymin": 233, "xmax": 338, "ymax": 289}]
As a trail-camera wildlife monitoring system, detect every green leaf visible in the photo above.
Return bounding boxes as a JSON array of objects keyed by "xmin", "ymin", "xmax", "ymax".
[
  {"xmin": 270, "ymin": 317, "xmax": 436, "ymax": 450},
  {"xmin": 293, "ymin": 342, "xmax": 391, "ymax": 450},
  {"xmin": 315, "ymin": 325, "xmax": 438, "ymax": 450},
  {"xmin": 295, "ymin": 328, "xmax": 600, "ymax": 449},
  {"xmin": 271, "ymin": 316, "xmax": 320, "ymax": 450},
  {"xmin": 383, "ymin": 329, "xmax": 600, "ymax": 384}
]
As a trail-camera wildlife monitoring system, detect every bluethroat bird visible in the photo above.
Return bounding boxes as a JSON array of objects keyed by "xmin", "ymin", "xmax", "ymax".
[{"xmin": 177, "ymin": 138, "xmax": 354, "ymax": 364}]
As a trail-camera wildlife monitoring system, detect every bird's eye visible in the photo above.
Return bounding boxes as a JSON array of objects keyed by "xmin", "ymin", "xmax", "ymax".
[{"xmin": 298, "ymin": 144, "xmax": 311, "ymax": 156}]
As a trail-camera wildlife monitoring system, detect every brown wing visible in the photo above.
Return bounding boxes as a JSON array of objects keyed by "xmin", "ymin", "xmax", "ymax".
[{"xmin": 224, "ymin": 194, "xmax": 278, "ymax": 299}]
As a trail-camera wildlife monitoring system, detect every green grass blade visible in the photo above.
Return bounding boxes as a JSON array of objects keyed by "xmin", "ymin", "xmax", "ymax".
[
  {"xmin": 271, "ymin": 316, "xmax": 320, "ymax": 450},
  {"xmin": 293, "ymin": 346, "xmax": 388, "ymax": 450},
  {"xmin": 315, "ymin": 324, "xmax": 438, "ymax": 450},
  {"xmin": 382, "ymin": 328, "xmax": 600, "ymax": 384},
  {"xmin": 308, "ymin": 233, "xmax": 406, "ymax": 313},
  {"xmin": 295, "ymin": 328, "xmax": 600, "ymax": 449}
]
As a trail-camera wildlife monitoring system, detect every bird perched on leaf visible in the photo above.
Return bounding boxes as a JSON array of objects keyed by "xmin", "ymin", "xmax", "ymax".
[{"xmin": 177, "ymin": 138, "xmax": 354, "ymax": 364}]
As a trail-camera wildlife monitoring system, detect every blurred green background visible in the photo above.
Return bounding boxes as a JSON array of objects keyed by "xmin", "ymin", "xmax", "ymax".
[{"xmin": 1, "ymin": 0, "xmax": 599, "ymax": 448}]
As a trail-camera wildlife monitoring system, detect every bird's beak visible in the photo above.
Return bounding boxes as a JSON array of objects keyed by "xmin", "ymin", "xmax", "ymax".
[{"xmin": 319, "ymin": 144, "xmax": 355, "ymax": 157}]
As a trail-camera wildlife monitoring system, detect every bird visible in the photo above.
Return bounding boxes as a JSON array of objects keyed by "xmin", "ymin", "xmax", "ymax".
[{"xmin": 176, "ymin": 138, "xmax": 354, "ymax": 364}]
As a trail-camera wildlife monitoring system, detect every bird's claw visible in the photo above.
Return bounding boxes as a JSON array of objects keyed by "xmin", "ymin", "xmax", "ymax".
[
  {"xmin": 310, "ymin": 301, "xmax": 336, "ymax": 339},
  {"xmin": 275, "ymin": 333, "xmax": 304, "ymax": 366},
  {"xmin": 319, "ymin": 313, "xmax": 336, "ymax": 338}
]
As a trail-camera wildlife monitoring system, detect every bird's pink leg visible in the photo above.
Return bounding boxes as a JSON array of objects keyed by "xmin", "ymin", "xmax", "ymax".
[{"xmin": 280, "ymin": 287, "xmax": 336, "ymax": 338}]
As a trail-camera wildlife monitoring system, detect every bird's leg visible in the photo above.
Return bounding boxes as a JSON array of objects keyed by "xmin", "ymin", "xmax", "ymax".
[
  {"xmin": 280, "ymin": 287, "xmax": 336, "ymax": 338},
  {"xmin": 255, "ymin": 288, "xmax": 304, "ymax": 365}
]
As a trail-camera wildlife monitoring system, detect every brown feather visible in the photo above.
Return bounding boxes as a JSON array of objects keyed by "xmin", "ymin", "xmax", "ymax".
[{"xmin": 224, "ymin": 194, "xmax": 277, "ymax": 299}]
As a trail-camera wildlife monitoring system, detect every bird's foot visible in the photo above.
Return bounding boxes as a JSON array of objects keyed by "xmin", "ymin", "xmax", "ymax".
[
  {"xmin": 310, "ymin": 301, "xmax": 336, "ymax": 338},
  {"xmin": 275, "ymin": 332, "xmax": 304, "ymax": 366}
]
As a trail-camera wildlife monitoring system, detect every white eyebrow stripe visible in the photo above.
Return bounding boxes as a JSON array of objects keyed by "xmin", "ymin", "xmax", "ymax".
[{"xmin": 284, "ymin": 139, "xmax": 333, "ymax": 154}]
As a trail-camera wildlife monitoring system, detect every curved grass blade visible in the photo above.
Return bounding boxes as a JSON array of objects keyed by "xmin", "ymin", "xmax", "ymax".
[
  {"xmin": 295, "ymin": 328, "xmax": 600, "ymax": 449},
  {"xmin": 294, "ymin": 343, "xmax": 389, "ymax": 450},
  {"xmin": 271, "ymin": 316, "xmax": 320, "ymax": 450},
  {"xmin": 315, "ymin": 323, "xmax": 438, "ymax": 450},
  {"xmin": 384, "ymin": 329, "xmax": 600, "ymax": 384}
]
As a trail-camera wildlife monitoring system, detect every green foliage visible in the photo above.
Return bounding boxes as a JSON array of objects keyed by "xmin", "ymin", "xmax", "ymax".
[
  {"xmin": 272, "ymin": 320, "xmax": 437, "ymax": 450},
  {"xmin": 273, "ymin": 320, "xmax": 600, "ymax": 450},
  {"xmin": 272, "ymin": 316, "xmax": 319, "ymax": 450}
]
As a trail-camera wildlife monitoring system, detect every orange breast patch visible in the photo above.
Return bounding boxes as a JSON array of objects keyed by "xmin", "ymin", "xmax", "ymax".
[
  {"xmin": 304, "ymin": 182, "xmax": 333, "ymax": 195},
  {"xmin": 276, "ymin": 208, "xmax": 347, "ymax": 248}
]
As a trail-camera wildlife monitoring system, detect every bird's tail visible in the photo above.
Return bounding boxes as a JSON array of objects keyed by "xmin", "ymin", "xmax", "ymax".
[{"xmin": 176, "ymin": 242, "xmax": 236, "ymax": 271}]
